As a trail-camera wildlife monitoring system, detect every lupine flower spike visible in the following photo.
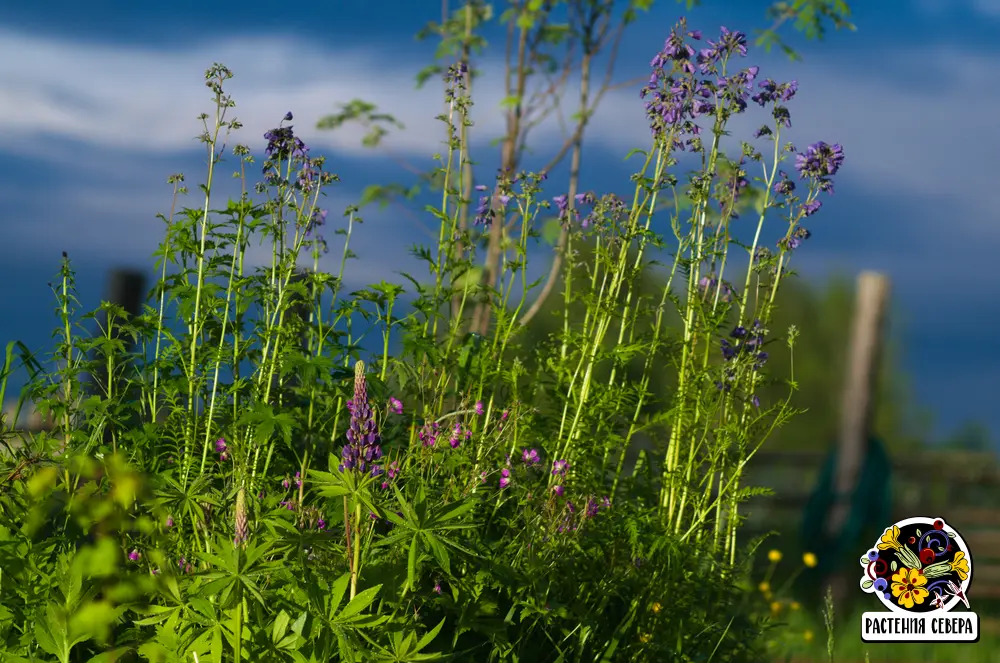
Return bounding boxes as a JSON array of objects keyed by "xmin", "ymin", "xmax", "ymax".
[
  {"xmin": 234, "ymin": 486, "xmax": 248, "ymax": 548},
  {"xmin": 340, "ymin": 361, "xmax": 383, "ymax": 477}
]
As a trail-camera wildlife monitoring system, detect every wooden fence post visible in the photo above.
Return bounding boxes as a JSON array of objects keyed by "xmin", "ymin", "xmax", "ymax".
[{"xmin": 825, "ymin": 271, "xmax": 891, "ymax": 611}]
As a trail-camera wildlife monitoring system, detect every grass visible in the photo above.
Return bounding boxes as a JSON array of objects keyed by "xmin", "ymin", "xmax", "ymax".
[{"xmin": 787, "ymin": 612, "xmax": 1000, "ymax": 663}]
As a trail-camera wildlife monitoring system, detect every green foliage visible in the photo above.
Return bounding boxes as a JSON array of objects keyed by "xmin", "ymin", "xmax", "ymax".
[{"xmin": 0, "ymin": 4, "xmax": 869, "ymax": 662}]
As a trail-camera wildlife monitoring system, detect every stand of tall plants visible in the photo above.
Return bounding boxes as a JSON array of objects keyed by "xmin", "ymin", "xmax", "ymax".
[{"xmin": 0, "ymin": 15, "xmax": 844, "ymax": 663}]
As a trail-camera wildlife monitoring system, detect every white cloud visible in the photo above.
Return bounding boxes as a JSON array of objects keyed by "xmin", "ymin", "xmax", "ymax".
[
  {"xmin": 971, "ymin": 0, "xmax": 1000, "ymax": 16},
  {"xmin": 2, "ymin": 25, "xmax": 997, "ymax": 220},
  {"xmin": 0, "ymin": 28, "xmax": 579, "ymax": 161},
  {"xmin": 913, "ymin": 0, "xmax": 1000, "ymax": 18},
  {"xmin": 3, "ymin": 26, "xmax": 1000, "ymax": 292}
]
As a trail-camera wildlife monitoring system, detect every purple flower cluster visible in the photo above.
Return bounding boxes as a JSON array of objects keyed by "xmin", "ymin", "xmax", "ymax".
[
  {"xmin": 443, "ymin": 62, "xmax": 468, "ymax": 101},
  {"xmin": 448, "ymin": 422, "xmax": 471, "ymax": 449},
  {"xmin": 773, "ymin": 171, "xmax": 795, "ymax": 196},
  {"xmin": 260, "ymin": 112, "xmax": 337, "ymax": 247},
  {"xmin": 752, "ymin": 79, "xmax": 798, "ymax": 133},
  {"xmin": 717, "ymin": 320, "xmax": 768, "ymax": 394},
  {"xmin": 555, "ymin": 495, "xmax": 611, "ymax": 534},
  {"xmin": 767, "ymin": 141, "xmax": 844, "ymax": 253},
  {"xmin": 752, "ymin": 79, "xmax": 798, "ymax": 107},
  {"xmin": 340, "ymin": 361, "xmax": 383, "ymax": 477},
  {"xmin": 419, "ymin": 421, "xmax": 441, "ymax": 447},
  {"xmin": 281, "ymin": 472, "xmax": 302, "ymax": 490},
  {"xmin": 698, "ymin": 274, "xmax": 733, "ymax": 302},
  {"xmin": 715, "ymin": 160, "xmax": 750, "ymax": 219},
  {"xmin": 177, "ymin": 555, "xmax": 194, "ymax": 574},
  {"xmin": 779, "ymin": 226, "xmax": 812, "ymax": 251},
  {"xmin": 474, "ymin": 184, "xmax": 512, "ymax": 227},
  {"xmin": 380, "ymin": 459, "xmax": 400, "ymax": 490},
  {"xmin": 720, "ymin": 321, "xmax": 768, "ymax": 367},
  {"xmin": 553, "ymin": 191, "xmax": 628, "ymax": 232},
  {"xmin": 641, "ymin": 17, "xmax": 822, "ymax": 175},
  {"xmin": 641, "ymin": 20, "xmax": 763, "ymax": 147},
  {"xmin": 262, "ymin": 120, "xmax": 307, "ymax": 177},
  {"xmin": 388, "ymin": 397, "xmax": 403, "ymax": 415},
  {"xmin": 796, "ymin": 141, "xmax": 845, "ymax": 181},
  {"xmin": 296, "ymin": 505, "xmax": 327, "ymax": 531},
  {"xmin": 215, "ymin": 438, "xmax": 228, "ymax": 462}
]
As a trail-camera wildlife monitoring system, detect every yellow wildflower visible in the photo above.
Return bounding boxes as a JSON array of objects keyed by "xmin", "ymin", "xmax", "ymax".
[
  {"xmin": 768, "ymin": 549, "xmax": 782, "ymax": 563},
  {"xmin": 758, "ymin": 581, "xmax": 771, "ymax": 593},
  {"xmin": 950, "ymin": 552, "xmax": 970, "ymax": 581},
  {"xmin": 878, "ymin": 525, "xmax": 902, "ymax": 551},
  {"xmin": 639, "ymin": 633, "xmax": 651, "ymax": 644},
  {"xmin": 803, "ymin": 630, "xmax": 814, "ymax": 642},
  {"xmin": 770, "ymin": 601, "xmax": 782, "ymax": 615},
  {"xmin": 891, "ymin": 567, "xmax": 929, "ymax": 609},
  {"xmin": 651, "ymin": 602, "xmax": 662, "ymax": 614},
  {"xmin": 802, "ymin": 552, "xmax": 818, "ymax": 568},
  {"xmin": 790, "ymin": 601, "xmax": 801, "ymax": 611}
]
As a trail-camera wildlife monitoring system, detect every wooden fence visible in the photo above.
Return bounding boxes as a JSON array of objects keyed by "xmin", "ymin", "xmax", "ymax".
[{"xmin": 742, "ymin": 448, "xmax": 1000, "ymax": 598}]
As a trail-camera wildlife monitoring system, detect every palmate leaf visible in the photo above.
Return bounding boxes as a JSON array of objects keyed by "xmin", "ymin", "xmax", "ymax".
[
  {"xmin": 322, "ymin": 572, "xmax": 386, "ymax": 628},
  {"xmin": 364, "ymin": 617, "xmax": 450, "ymax": 662},
  {"xmin": 188, "ymin": 621, "xmax": 228, "ymax": 663},
  {"xmin": 235, "ymin": 402, "xmax": 295, "ymax": 446},
  {"xmin": 309, "ymin": 468, "xmax": 353, "ymax": 499},
  {"xmin": 193, "ymin": 538, "xmax": 274, "ymax": 608},
  {"xmin": 337, "ymin": 585, "xmax": 384, "ymax": 624},
  {"xmin": 385, "ymin": 486, "xmax": 483, "ymax": 591}
]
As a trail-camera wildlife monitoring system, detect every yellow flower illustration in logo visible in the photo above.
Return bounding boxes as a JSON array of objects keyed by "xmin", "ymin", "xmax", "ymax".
[
  {"xmin": 950, "ymin": 551, "xmax": 969, "ymax": 581},
  {"xmin": 891, "ymin": 567, "xmax": 929, "ymax": 609},
  {"xmin": 878, "ymin": 525, "xmax": 902, "ymax": 551}
]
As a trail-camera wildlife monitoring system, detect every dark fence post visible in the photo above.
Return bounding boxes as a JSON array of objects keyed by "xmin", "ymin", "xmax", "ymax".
[
  {"xmin": 89, "ymin": 269, "xmax": 147, "ymax": 393},
  {"xmin": 89, "ymin": 269, "xmax": 147, "ymax": 446},
  {"xmin": 269, "ymin": 269, "xmax": 312, "ymax": 404}
]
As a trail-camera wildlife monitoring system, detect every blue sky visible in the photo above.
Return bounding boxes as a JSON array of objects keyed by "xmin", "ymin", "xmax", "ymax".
[{"xmin": 0, "ymin": 0, "xmax": 997, "ymax": 445}]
